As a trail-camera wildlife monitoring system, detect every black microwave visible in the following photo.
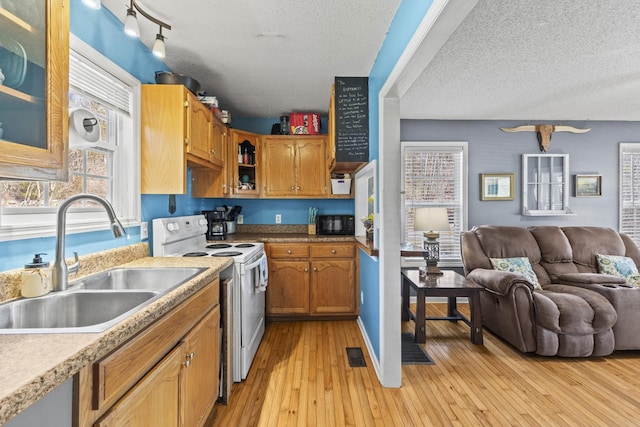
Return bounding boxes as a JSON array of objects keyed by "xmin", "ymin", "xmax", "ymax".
[{"xmin": 316, "ymin": 215, "xmax": 355, "ymax": 235}]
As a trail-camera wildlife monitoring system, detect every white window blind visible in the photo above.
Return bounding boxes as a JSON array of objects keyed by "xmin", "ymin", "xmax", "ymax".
[
  {"xmin": 620, "ymin": 143, "xmax": 640, "ymax": 244},
  {"xmin": 69, "ymin": 53, "xmax": 132, "ymax": 116},
  {"xmin": 401, "ymin": 142, "xmax": 467, "ymax": 263}
]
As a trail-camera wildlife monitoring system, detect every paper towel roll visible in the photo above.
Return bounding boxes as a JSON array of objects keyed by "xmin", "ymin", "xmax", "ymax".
[{"xmin": 69, "ymin": 108, "xmax": 100, "ymax": 148}]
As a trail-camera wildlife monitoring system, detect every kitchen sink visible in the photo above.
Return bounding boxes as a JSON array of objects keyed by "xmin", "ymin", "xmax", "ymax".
[
  {"xmin": 0, "ymin": 266, "xmax": 207, "ymax": 334},
  {"xmin": 71, "ymin": 267, "xmax": 206, "ymax": 291},
  {"xmin": 0, "ymin": 290, "xmax": 159, "ymax": 334}
]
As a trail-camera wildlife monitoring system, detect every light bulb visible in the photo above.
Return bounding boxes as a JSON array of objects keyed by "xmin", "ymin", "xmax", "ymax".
[
  {"xmin": 82, "ymin": 0, "xmax": 101, "ymax": 9},
  {"xmin": 152, "ymin": 33, "xmax": 166, "ymax": 58},
  {"xmin": 124, "ymin": 9, "xmax": 140, "ymax": 37}
]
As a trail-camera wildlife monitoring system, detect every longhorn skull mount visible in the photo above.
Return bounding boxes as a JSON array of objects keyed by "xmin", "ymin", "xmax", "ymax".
[{"xmin": 499, "ymin": 124, "xmax": 591, "ymax": 152}]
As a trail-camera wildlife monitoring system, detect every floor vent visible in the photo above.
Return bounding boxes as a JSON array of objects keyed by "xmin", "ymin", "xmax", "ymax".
[{"xmin": 346, "ymin": 347, "xmax": 367, "ymax": 367}]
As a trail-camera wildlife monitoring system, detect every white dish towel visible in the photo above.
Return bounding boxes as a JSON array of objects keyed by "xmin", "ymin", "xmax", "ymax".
[{"xmin": 257, "ymin": 255, "xmax": 268, "ymax": 292}]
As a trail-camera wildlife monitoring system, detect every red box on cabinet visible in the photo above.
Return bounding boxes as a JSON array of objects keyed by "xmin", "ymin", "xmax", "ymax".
[{"xmin": 289, "ymin": 112, "xmax": 321, "ymax": 135}]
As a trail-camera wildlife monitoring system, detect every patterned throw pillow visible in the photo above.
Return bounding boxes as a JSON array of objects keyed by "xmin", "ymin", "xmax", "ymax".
[
  {"xmin": 490, "ymin": 257, "xmax": 542, "ymax": 290},
  {"xmin": 596, "ymin": 254, "xmax": 640, "ymax": 287}
]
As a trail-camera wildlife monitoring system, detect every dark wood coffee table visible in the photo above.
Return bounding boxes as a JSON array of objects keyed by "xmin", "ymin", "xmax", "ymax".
[{"xmin": 401, "ymin": 269, "xmax": 484, "ymax": 345}]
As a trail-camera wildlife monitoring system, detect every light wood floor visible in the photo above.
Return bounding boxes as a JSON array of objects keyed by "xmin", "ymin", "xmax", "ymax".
[{"xmin": 207, "ymin": 304, "xmax": 640, "ymax": 426}]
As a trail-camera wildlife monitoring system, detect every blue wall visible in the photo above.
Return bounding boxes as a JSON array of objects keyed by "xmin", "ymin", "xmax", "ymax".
[
  {"xmin": 232, "ymin": 117, "xmax": 328, "ymax": 136},
  {"xmin": 359, "ymin": 1, "xmax": 434, "ymax": 360}
]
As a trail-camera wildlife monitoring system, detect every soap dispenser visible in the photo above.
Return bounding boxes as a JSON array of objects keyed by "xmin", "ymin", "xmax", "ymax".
[{"xmin": 21, "ymin": 253, "xmax": 52, "ymax": 298}]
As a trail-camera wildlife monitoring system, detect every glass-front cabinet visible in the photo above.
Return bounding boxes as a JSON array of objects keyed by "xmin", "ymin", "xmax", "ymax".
[
  {"xmin": 522, "ymin": 153, "xmax": 573, "ymax": 216},
  {"xmin": 0, "ymin": 0, "xmax": 69, "ymax": 180}
]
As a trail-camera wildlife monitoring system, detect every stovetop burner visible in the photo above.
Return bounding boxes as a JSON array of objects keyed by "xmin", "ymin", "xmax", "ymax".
[
  {"xmin": 211, "ymin": 251, "xmax": 243, "ymax": 257},
  {"xmin": 235, "ymin": 243, "xmax": 256, "ymax": 248},
  {"xmin": 183, "ymin": 252, "xmax": 208, "ymax": 257},
  {"xmin": 207, "ymin": 243, "xmax": 233, "ymax": 249}
]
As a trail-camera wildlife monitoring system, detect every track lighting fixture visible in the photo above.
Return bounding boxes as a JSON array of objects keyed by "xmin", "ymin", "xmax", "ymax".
[
  {"xmin": 152, "ymin": 27, "xmax": 166, "ymax": 58},
  {"xmin": 81, "ymin": 0, "xmax": 101, "ymax": 10},
  {"xmin": 123, "ymin": 0, "xmax": 171, "ymax": 57}
]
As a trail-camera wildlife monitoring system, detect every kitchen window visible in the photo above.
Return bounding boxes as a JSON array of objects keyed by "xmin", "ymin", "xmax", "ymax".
[
  {"xmin": 401, "ymin": 141, "xmax": 468, "ymax": 266},
  {"xmin": 0, "ymin": 36, "xmax": 140, "ymax": 241},
  {"xmin": 620, "ymin": 143, "xmax": 640, "ymax": 245}
]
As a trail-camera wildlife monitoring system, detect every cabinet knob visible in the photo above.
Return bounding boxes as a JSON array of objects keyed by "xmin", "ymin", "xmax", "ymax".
[
  {"xmin": 304, "ymin": 268, "xmax": 308, "ymax": 272},
  {"xmin": 182, "ymin": 360, "xmax": 191, "ymax": 367},
  {"xmin": 331, "ymin": 249, "xmax": 336, "ymax": 254},
  {"xmin": 184, "ymin": 101, "xmax": 189, "ymax": 108},
  {"xmin": 291, "ymin": 186, "xmax": 295, "ymax": 190},
  {"xmin": 287, "ymin": 250, "xmax": 292, "ymax": 254},
  {"xmin": 313, "ymin": 267, "xmax": 317, "ymax": 272},
  {"xmin": 296, "ymin": 186, "xmax": 300, "ymax": 190},
  {"xmin": 184, "ymin": 138, "xmax": 189, "ymax": 146},
  {"xmin": 187, "ymin": 352, "xmax": 195, "ymax": 359},
  {"xmin": 211, "ymin": 149, "xmax": 216, "ymax": 155}
]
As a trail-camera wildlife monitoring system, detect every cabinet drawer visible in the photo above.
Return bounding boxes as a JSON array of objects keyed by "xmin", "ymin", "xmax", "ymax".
[
  {"xmin": 268, "ymin": 244, "xmax": 310, "ymax": 258},
  {"xmin": 311, "ymin": 244, "xmax": 355, "ymax": 258},
  {"xmin": 92, "ymin": 278, "xmax": 219, "ymax": 410}
]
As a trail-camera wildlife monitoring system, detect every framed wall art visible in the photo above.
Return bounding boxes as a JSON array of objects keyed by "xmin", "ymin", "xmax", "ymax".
[
  {"xmin": 480, "ymin": 173, "xmax": 514, "ymax": 201},
  {"xmin": 575, "ymin": 174, "xmax": 602, "ymax": 197}
]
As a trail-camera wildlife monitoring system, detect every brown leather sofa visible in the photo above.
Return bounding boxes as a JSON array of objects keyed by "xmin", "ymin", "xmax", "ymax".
[{"xmin": 460, "ymin": 225, "xmax": 640, "ymax": 357}]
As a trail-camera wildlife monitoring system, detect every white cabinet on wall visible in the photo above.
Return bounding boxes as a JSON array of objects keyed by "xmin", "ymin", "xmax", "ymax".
[{"xmin": 522, "ymin": 154, "xmax": 574, "ymax": 216}]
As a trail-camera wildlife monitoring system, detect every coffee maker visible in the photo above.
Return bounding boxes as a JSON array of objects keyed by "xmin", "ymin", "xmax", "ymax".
[{"xmin": 202, "ymin": 210, "xmax": 227, "ymax": 240}]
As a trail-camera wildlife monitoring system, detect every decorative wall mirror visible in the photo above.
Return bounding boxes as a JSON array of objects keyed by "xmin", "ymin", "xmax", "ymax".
[{"xmin": 522, "ymin": 154, "xmax": 574, "ymax": 216}]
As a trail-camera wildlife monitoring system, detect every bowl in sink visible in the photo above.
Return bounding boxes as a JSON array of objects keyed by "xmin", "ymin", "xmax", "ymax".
[
  {"xmin": 0, "ymin": 290, "xmax": 159, "ymax": 334},
  {"xmin": 70, "ymin": 267, "xmax": 206, "ymax": 292}
]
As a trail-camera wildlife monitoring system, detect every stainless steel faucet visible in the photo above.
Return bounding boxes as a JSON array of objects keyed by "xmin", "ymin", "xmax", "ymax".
[{"xmin": 52, "ymin": 194, "xmax": 126, "ymax": 291}]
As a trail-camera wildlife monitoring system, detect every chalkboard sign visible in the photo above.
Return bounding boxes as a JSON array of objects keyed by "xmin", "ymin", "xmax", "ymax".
[{"xmin": 335, "ymin": 77, "xmax": 369, "ymax": 162}]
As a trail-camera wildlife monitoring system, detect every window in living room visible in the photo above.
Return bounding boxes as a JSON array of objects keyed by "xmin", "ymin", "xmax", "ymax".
[
  {"xmin": 401, "ymin": 141, "xmax": 468, "ymax": 265},
  {"xmin": 620, "ymin": 143, "xmax": 640, "ymax": 244}
]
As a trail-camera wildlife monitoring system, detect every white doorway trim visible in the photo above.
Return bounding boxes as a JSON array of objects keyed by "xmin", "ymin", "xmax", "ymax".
[{"xmin": 376, "ymin": 0, "xmax": 478, "ymax": 387}]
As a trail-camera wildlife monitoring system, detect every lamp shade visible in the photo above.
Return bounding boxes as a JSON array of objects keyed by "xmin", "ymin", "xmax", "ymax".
[
  {"xmin": 414, "ymin": 207, "xmax": 449, "ymax": 232},
  {"xmin": 81, "ymin": 0, "xmax": 101, "ymax": 9},
  {"xmin": 124, "ymin": 9, "xmax": 140, "ymax": 37},
  {"xmin": 152, "ymin": 34, "xmax": 166, "ymax": 58}
]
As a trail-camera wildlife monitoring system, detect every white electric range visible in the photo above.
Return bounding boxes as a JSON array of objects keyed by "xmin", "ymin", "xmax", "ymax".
[{"xmin": 152, "ymin": 215, "xmax": 266, "ymax": 386}]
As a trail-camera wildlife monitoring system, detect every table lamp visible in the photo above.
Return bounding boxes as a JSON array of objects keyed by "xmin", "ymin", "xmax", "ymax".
[{"xmin": 414, "ymin": 207, "xmax": 450, "ymax": 275}]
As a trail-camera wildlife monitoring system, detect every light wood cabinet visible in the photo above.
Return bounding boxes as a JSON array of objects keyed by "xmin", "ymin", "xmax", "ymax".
[
  {"xmin": 182, "ymin": 305, "xmax": 220, "ymax": 427},
  {"xmin": 192, "ymin": 118, "xmax": 228, "ymax": 198},
  {"xmin": 76, "ymin": 279, "xmax": 221, "ymax": 427},
  {"xmin": 0, "ymin": 0, "xmax": 69, "ymax": 181},
  {"xmin": 262, "ymin": 136, "xmax": 329, "ymax": 197},
  {"xmin": 141, "ymin": 84, "xmax": 224, "ymax": 194},
  {"xmin": 229, "ymin": 129, "xmax": 260, "ymax": 198},
  {"xmin": 266, "ymin": 242, "xmax": 357, "ymax": 318},
  {"xmin": 94, "ymin": 343, "xmax": 185, "ymax": 427}
]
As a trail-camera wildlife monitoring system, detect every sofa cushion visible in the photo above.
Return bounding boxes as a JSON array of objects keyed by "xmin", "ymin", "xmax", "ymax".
[
  {"xmin": 490, "ymin": 257, "xmax": 542, "ymax": 290},
  {"xmin": 596, "ymin": 254, "xmax": 640, "ymax": 286},
  {"xmin": 561, "ymin": 227, "xmax": 626, "ymax": 270}
]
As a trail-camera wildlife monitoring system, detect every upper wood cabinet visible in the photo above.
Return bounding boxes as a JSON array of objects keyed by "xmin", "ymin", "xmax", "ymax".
[
  {"xmin": 141, "ymin": 84, "xmax": 224, "ymax": 194},
  {"xmin": 262, "ymin": 135, "xmax": 329, "ymax": 198},
  {"xmin": 229, "ymin": 129, "xmax": 260, "ymax": 198},
  {"xmin": 0, "ymin": 0, "xmax": 69, "ymax": 181}
]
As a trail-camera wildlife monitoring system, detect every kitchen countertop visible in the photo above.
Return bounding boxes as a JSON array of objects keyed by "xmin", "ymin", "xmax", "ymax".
[
  {"xmin": 0, "ymin": 255, "xmax": 232, "ymax": 425},
  {"xmin": 221, "ymin": 232, "xmax": 356, "ymax": 243}
]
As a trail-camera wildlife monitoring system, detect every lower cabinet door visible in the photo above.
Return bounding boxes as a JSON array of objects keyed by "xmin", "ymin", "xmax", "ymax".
[
  {"xmin": 94, "ymin": 342, "xmax": 186, "ymax": 427},
  {"xmin": 266, "ymin": 260, "xmax": 310, "ymax": 315},
  {"xmin": 311, "ymin": 260, "xmax": 356, "ymax": 314},
  {"xmin": 182, "ymin": 306, "xmax": 221, "ymax": 427}
]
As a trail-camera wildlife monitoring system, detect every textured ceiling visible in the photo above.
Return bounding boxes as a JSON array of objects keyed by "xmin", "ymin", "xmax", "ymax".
[
  {"xmin": 101, "ymin": 0, "xmax": 401, "ymax": 118},
  {"xmin": 400, "ymin": 0, "xmax": 640, "ymax": 120},
  {"xmin": 101, "ymin": 0, "xmax": 640, "ymax": 121}
]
